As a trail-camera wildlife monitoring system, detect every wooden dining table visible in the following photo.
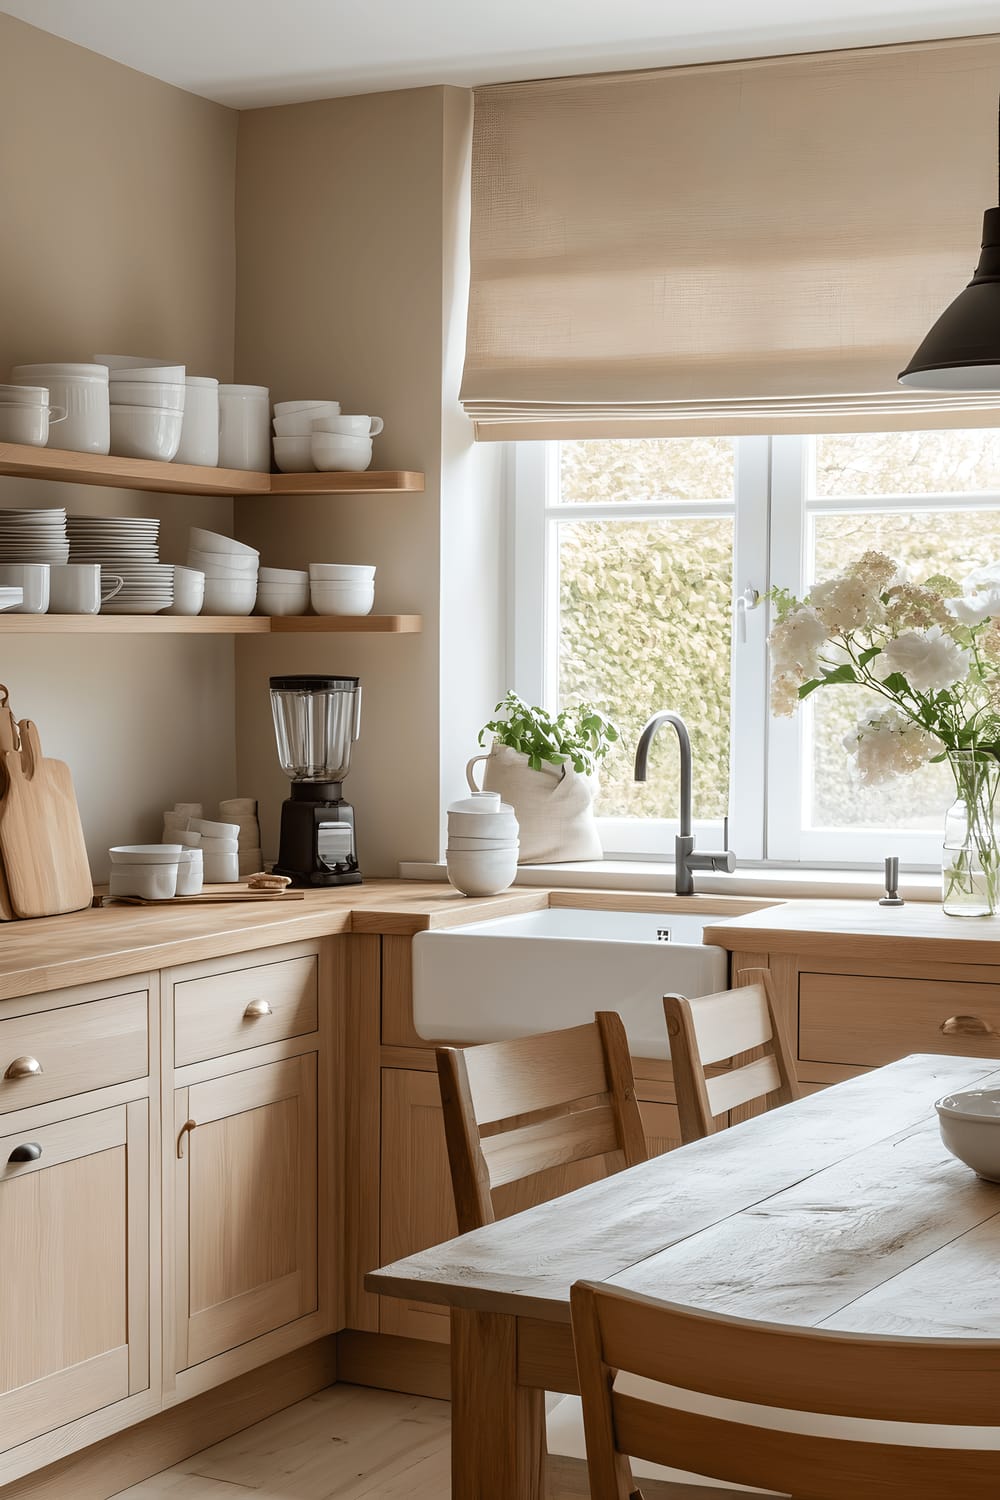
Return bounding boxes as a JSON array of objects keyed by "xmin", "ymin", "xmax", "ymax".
[{"xmin": 367, "ymin": 1052, "xmax": 1000, "ymax": 1499}]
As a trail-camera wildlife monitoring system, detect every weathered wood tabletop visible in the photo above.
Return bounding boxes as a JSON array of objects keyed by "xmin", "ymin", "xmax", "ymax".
[{"xmin": 367, "ymin": 1054, "xmax": 1000, "ymax": 1499}]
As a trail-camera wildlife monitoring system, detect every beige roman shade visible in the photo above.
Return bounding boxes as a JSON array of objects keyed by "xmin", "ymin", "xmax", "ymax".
[{"xmin": 461, "ymin": 37, "xmax": 1000, "ymax": 439}]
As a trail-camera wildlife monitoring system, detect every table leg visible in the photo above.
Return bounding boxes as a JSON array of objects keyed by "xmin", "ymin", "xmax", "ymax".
[{"xmin": 450, "ymin": 1308, "xmax": 546, "ymax": 1500}]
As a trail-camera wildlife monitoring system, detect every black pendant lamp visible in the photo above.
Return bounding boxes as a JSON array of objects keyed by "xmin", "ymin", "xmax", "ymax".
[{"xmin": 899, "ymin": 97, "xmax": 1000, "ymax": 390}]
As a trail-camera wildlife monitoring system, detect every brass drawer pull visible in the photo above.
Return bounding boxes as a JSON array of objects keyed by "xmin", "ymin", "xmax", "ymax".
[
  {"xmin": 940, "ymin": 1014, "xmax": 997, "ymax": 1038},
  {"xmin": 177, "ymin": 1119, "xmax": 198, "ymax": 1159},
  {"xmin": 4, "ymin": 1055, "xmax": 42, "ymax": 1080},
  {"xmin": 243, "ymin": 999, "xmax": 273, "ymax": 1019},
  {"xmin": 8, "ymin": 1142, "xmax": 41, "ymax": 1164}
]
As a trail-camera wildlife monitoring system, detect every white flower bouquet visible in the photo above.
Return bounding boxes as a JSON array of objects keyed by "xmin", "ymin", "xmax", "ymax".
[{"xmin": 769, "ymin": 550, "xmax": 1000, "ymax": 914}]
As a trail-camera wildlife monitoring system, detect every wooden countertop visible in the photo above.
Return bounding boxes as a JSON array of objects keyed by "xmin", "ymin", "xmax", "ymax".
[
  {"xmin": 0, "ymin": 882, "xmax": 551, "ymax": 1002},
  {"xmin": 705, "ymin": 898, "xmax": 1000, "ymax": 966}
]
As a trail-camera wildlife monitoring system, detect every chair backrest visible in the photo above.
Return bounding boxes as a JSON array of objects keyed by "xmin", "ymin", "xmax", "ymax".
[
  {"xmin": 571, "ymin": 1279, "xmax": 1000, "ymax": 1500},
  {"xmin": 663, "ymin": 966, "xmax": 799, "ymax": 1144},
  {"xmin": 436, "ymin": 1013, "xmax": 648, "ymax": 1233}
]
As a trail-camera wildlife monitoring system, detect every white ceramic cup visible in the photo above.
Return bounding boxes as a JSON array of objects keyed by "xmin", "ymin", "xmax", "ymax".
[
  {"xmin": 218, "ymin": 384, "xmax": 270, "ymax": 471},
  {"xmin": 49, "ymin": 563, "xmax": 124, "ymax": 614},
  {"xmin": 0, "ymin": 563, "xmax": 49, "ymax": 613},
  {"xmin": 0, "ymin": 400, "xmax": 66, "ymax": 446},
  {"xmin": 163, "ymin": 566, "xmax": 205, "ymax": 616},
  {"xmin": 174, "ymin": 377, "xmax": 219, "ymax": 467},
  {"xmin": 10, "ymin": 364, "xmax": 110, "ymax": 454},
  {"xmin": 311, "ymin": 414, "xmax": 384, "ymax": 437},
  {"xmin": 175, "ymin": 848, "xmax": 204, "ymax": 896}
]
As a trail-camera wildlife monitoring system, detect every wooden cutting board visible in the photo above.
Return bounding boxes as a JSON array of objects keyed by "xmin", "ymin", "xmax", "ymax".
[
  {"xmin": 0, "ymin": 689, "xmax": 16, "ymax": 920},
  {"xmin": 102, "ymin": 890, "xmax": 305, "ymax": 906},
  {"xmin": 0, "ymin": 719, "xmax": 93, "ymax": 918}
]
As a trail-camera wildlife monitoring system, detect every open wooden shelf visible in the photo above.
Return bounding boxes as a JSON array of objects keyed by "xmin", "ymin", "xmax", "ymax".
[
  {"xmin": 0, "ymin": 442, "xmax": 424, "ymax": 497},
  {"xmin": 0, "ymin": 614, "xmax": 422, "ymax": 634}
]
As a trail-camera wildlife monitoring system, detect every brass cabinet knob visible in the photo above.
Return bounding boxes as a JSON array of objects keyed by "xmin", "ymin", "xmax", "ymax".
[
  {"xmin": 4, "ymin": 1055, "xmax": 42, "ymax": 1080},
  {"xmin": 243, "ymin": 999, "xmax": 273, "ymax": 1019},
  {"xmin": 940, "ymin": 1014, "xmax": 996, "ymax": 1037}
]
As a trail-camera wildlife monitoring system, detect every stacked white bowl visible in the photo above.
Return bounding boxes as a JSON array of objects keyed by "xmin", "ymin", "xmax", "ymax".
[
  {"xmin": 220, "ymin": 798, "xmax": 263, "ymax": 877},
  {"xmin": 109, "ymin": 844, "xmax": 183, "ymax": 900},
  {"xmin": 257, "ymin": 566, "xmax": 310, "ymax": 616},
  {"xmin": 271, "ymin": 399, "xmax": 341, "ymax": 473},
  {"xmin": 309, "ymin": 562, "xmax": 375, "ymax": 616},
  {"xmin": 446, "ymin": 792, "xmax": 520, "ymax": 896},
  {"xmin": 96, "ymin": 359, "xmax": 186, "ymax": 462},
  {"xmin": 311, "ymin": 415, "xmax": 381, "ymax": 474},
  {"xmin": 189, "ymin": 817, "xmax": 240, "ymax": 882},
  {"xmin": 187, "ymin": 527, "xmax": 258, "ymax": 615}
]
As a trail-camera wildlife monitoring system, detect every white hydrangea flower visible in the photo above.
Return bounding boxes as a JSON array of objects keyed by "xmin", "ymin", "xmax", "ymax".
[
  {"xmin": 842, "ymin": 706, "xmax": 941, "ymax": 785},
  {"xmin": 946, "ymin": 562, "xmax": 1000, "ymax": 626},
  {"xmin": 769, "ymin": 606, "xmax": 828, "ymax": 683},
  {"xmin": 879, "ymin": 625, "xmax": 971, "ymax": 694},
  {"xmin": 809, "ymin": 574, "xmax": 883, "ymax": 634}
]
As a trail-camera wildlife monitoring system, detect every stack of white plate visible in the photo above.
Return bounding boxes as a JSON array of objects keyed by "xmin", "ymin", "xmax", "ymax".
[
  {"xmin": 67, "ymin": 514, "xmax": 174, "ymax": 613},
  {"xmin": 446, "ymin": 792, "xmax": 520, "ymax": 896},
  {"xmin": 0, "ymin": 507, "xmax": 69, "ymax": 564}
]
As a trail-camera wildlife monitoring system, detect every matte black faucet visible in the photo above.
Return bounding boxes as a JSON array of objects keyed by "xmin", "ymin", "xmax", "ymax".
[{"xmin": 634, "ymin": 710, "xmax": 736, "ymax": 895}]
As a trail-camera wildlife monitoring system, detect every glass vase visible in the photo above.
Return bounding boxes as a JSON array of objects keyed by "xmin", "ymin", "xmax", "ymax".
[{"xmin": 942, "ymin": 749, "xmax": 1000, "ymax": 917}]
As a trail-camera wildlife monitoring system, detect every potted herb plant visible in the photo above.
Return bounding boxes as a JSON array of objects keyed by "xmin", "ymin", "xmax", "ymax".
[{"xmin": 468, "ymin": 692, "xmax": 619, "ymax": 863}]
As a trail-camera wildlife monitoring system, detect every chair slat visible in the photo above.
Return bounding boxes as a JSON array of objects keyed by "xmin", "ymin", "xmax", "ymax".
[
  {"xmin": 706, "ymin": 1055, "xmax": 782, "ymax": 1116},
  {"xmin": 687, "ymin": 984, "xmax": 772, "ymax": 1066},
  {"xmin": 480, "ymin": 1104, "xmax": 622, "ymax": 1188},
  {"xmin": 462, "ymin": 1022, "xmax": 611, "ymax": 1125}
]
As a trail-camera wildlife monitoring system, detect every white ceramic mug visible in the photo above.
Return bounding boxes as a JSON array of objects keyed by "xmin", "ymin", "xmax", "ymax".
[
  {"xmin": 0, "ymin": 401, "xmax": 66, "ymax": 446},
  {"xmin": 218, "ymin": 384, "xmax": 270, "ymax": 471},
  {"xmin": 0, "ymin": 563, "xmax": 49, "ymax": 613},
  {"xmin": 49, "ymin": 563, "xmax": 124, "ymax": 614},
  {"xmin": 311, "ymin": 414, "xmax": 384, "ymax": 437},
  {"xmin": 163, "ymin": 566, "xmax": 205, "ymax": 616},
  {"xmin": 10, "ymin": 364, "xmax": 110, "ymax": 454}
]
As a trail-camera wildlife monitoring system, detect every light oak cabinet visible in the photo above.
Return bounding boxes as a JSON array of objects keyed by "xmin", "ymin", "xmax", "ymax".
[
  {"xmin": 173, "ymin": 1053, "xmax": 320, "ymax": 1371},
  {"xmin": 0, "ymin": 1099, "xmax": 151, "ymax": 1458}
]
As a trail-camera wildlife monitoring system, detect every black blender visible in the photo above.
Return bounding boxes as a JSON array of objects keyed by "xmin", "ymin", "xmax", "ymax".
[{"xmin": 269, "ymin": 674, "xmax": 363, "ymax": 886}]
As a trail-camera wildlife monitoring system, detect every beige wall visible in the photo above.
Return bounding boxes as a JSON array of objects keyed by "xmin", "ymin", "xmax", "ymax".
[
  {"xmin": 233, "ymin": 87, "xmax": 505, "ymax": 874},
  {"xmin": 0, "ymin": 15, "xmax": 239, "ymax": 876}
]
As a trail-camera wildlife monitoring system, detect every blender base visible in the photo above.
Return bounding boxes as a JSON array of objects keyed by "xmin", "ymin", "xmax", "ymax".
[{"xmin": 273, "ymin": 865, "xmax": 363, "ymax": 889}]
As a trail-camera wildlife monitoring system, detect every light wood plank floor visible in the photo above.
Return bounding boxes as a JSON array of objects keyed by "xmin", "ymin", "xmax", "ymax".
[{"xmin": 115, "ymin": 1385, "xmax": 451, "ymax": 1499}]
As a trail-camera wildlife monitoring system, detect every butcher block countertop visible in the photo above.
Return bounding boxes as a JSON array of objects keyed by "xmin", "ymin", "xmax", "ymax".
[{"xmin": 704, "ymin": 897, "xmax": 1000, "ymax": 967}]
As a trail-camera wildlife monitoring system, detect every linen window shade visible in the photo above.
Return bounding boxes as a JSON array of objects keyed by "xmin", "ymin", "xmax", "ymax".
[{"xmin": 461, "ymin": 38, "xmax": 1000, "ymax": 439}]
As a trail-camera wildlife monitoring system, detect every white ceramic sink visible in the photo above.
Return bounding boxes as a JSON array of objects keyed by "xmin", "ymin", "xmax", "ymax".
[{"xmin": 411, "ymin": 905, "xmax": 729, "ymax": 1058}]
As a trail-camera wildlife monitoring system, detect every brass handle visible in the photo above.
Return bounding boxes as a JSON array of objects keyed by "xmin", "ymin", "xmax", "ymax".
[
  {"xmin": 243, "ymin": 999, "xmax": 272, "ymax": 1019},
  {"xmin": 177, "ymin": 1119, "xmax": 198, "ymax": 1159},
  {"xmin": 8, "ymin": 1142, "xmax": 41, "ymax": 1164},
  {"xmin": 940, "ymin": 1014, "xmax": 997, "ymax": 1038},
  {"xmin": 4, "ymin": 1055, "xmax": 42, "ymax": 1080}
]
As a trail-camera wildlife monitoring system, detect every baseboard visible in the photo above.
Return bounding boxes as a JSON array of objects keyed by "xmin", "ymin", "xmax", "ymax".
[
  {"xmin": 0, "ymin": 1337, "xmax": 338, "ymax": 1500},
  {"xmin": 336, "ymin": 1329, "xmax": 450, "ymax": 1400}
]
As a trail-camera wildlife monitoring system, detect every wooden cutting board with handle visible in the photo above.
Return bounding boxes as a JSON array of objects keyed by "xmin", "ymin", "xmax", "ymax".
[
  {"xmin": 0, "ymin": 719, "xmax": 94, "ymax": 918},
  {"xmin": 0, "ymin": 686, "xmax": 17, "ymax": 920}
]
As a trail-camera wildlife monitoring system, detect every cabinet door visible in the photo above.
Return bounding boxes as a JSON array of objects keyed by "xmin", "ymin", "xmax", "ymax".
[
  {"xmin": 174, "ymin": 1053, "xmax": 318, "ymax": 1371},
  {"xmin": 0, "ymin": 1102, "xmax": 149, "ymax": 1451}
]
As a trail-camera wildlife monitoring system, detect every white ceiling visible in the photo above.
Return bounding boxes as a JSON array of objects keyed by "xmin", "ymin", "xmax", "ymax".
[{"xmin": 3, "ymin": 0, "xmax": 998, "ymax": 108}]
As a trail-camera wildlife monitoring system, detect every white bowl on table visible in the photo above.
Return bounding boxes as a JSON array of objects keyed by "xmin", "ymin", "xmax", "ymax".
[
  {"xmin": 272, "ymin": 434, "xmax": 315, "ymax": 472},
  {"xmin": 110, "ymin": 404, "xmax": 182, "ymax": 461},
  {"xmin": 310, "ymin": 433, "xmax": 373, "ymax": 472},
  {"xmin": 202, "ymin": 577, "xmax": 257, "ymax": 616},
  {"xmin": 310, "ymin": 580, "xmax": 375, "ymax": 616},
  {"xmin": 446, "ymin": 847, "xmax": 519, "ymax": 898},
  {"xmin": 189, "ymin": 527, "xmax": 259, "ymax": 558},
  {"xmin": 108, "ymin": 843, "xmax": 183, "ymax": 900},
  {"xmin": 937, "ymin": 1089, "xmax": 1000, "ymax": 1181}
]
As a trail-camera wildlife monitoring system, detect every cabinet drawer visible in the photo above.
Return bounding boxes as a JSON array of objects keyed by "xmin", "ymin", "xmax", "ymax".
[
  {"xmin": 174, "ymin": 953, "xmax": 318, "ymax": 1067},
  {"xmin": 0, "ymin": 991, "xmax": 148, "ymax": 1114},
  {"xmin": 799, "ymin": 972, "xmax": 1000, "ymax": 1068}
]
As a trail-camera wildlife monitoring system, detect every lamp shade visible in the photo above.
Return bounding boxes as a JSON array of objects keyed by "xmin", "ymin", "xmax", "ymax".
[{"xmin": 899, "ymin": 207, "xmax": 1000, "ymax": 390}]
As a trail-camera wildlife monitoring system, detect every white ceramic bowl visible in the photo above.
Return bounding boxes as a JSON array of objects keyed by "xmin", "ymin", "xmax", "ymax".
[
  {"xmin": 448, "ymin": 793, "xmax": 503, "ymax": 814},
  {"xmin": 273, "ymin": 410, "xmax": 339, "ymax": 436},
  {"xmin": 176, "ymin": 848, "xmax": 204, "ymax": 896},
  {"xmin": 447, "ymin": 835, "xmax": 521, "ymax": 851},
  {"xmin": 109, "ymin": 843, "xmax": 183, "ymax": 863},
  {"xmin": 109, "ymin": 862, "xmax": 179, "ymax": 900},
  {"xmin": 312, "ymin": 414, "xmax": 384, "ymax": 437},
  {"xmin": 163, "ymin": 566, "xmax": 205, "ymax": 616},
  {"xmin": 176, "ymin": 830, "xmax": 202, "ymax": 847},
  {"xmin": 199, "ymin": 836, "xmax": 239, "ymax": 853},
  {"xmin": 202, "ymin": 577, "xmax": 257, "ymax": 615},
  {"xmin": 308, "ymin": 562, "xmax": 376, "ymax": 581},
  {"xmin": 203, "ymin": 849, "xmax": 239, "ymax": 883},
  {"xmin": 311, "ymin": 434, "xmax": 373, "ymax": 473},
  {"xmin": 936, "ymin": 1089, "xmax": 1000, "ymax": 1181},
  {"xmin": 187, "ymin": 549, "xmax": 259, "ymax": 578},
  {"xmin": 257, "ymin": 582, "xmax": 310, "ymax": 616},
  {"xmin": 273, "ymin": 399, "xmax": 341, "ymax": 419},
  {"xmin": 108, "ymin": 379, "xmax": 186, "ymax": 411},
  {"xmin": 272, "ymin": 434, "xmax": 315, "ymax": 472},
  {"xmin": 103, "ymin": 363, "xmax": 185, "ymax": 383},
  {"xmin": 189, "ymin": 817, "xmax": 239, "ymax": 839},
  {"xmin": 189, "ymin": 527, "xmax": 259, "ymax": 558},
  {"xmin": 260, "ymin": 566, "xmax": 309, "ymax": 584},
  {"xmin": 310, "ymin": 580, "xmax": 375, "ymax": 616},
  {"xmin": 110, "ymin": 404, "xmax": 182, "ymax": 461},
  {"xmin": 0, "ymin": 383, "xmax": 50, "ymax": 404},
  {"xmin": 446, "ymin": 847, "xmax": 519, "ymax": 897},
  {"xmin": 447, "ymin": 809, "xmax": 519, "ymax": 838}
]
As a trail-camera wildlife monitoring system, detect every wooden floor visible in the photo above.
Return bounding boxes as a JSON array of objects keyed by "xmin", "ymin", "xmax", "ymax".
[{"xmin": 115, "ymin": 1385, "xmax": 451, "ymax": 1499}]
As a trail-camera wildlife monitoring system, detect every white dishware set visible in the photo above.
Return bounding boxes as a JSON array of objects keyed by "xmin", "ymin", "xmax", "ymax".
[
  {"xmin": 309, "ymin": 562, "xmax": 375, "ymax": 616},
  {"xmin": 272, "ymin": 398, "xmax": 381, "ymax": 473},
  {"xmin": 67, "ymin": 513, "xmax": 174, "ymax": 613},
  {"xmin": 162, "ymin": 799, "xmax": 262, "ymax": 881},
  {"xmin": 187, "ymin": 527, "xmax": 258, "ymax": 615},
  {"xmin": 446, "ymin": 792, "xmax": 520, "ymax": 896},
  {"xmin": 96, "ymin": 358, "xmax": 186, "ymax": 461},
  {"xmin": 0, "ymin": 383, "xmax": 67, "ymax": 446},
  {"xmin": 0, "ymin": 507, "xmax": 67, "ymax": 612},
  {"xmin": 108, "ymin": 843, "xmax": 201, "ymax": 901}
]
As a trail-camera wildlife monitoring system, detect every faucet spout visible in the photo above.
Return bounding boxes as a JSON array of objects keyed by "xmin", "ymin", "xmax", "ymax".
[{"xmin": 634, "ymin": 711, "xmax": 692, "ymax": 836}]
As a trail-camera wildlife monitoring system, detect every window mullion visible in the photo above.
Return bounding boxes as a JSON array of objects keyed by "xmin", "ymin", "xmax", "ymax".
[
  {"xmin": 729, "ymin": 435, "xmax": 770, "ymax": 862},
  {"xmin": 765, "ymin": 434, "xmax": 809, "ymax": 861}
]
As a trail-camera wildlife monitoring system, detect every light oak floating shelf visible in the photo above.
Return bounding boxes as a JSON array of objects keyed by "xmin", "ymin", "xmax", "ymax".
[
  {"xmin": 0, "ymin": 442, "xmax": 425, "ymax": 497},
  {"xmin": 0, "ymin": 614, "xmax": 422, "ymax": 635}
]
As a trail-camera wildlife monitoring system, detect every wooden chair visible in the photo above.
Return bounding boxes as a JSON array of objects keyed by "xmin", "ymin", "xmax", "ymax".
[
  {"xmin": 663, "ymin": 968, "xmax": 799, "ymax": 1145},
  {"xmin": 571, "ymin": 1278, "xmax": 1000, "ymax": 1500},
  {"xmin": 436, "ymin": 1012, "xmax": 647, "ymax": 1234}
]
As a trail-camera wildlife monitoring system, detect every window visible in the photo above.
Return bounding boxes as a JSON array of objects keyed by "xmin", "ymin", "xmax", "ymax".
[{"xmin": 512, "ymin": 430, "xmax": 1000, "ymax": 867}]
